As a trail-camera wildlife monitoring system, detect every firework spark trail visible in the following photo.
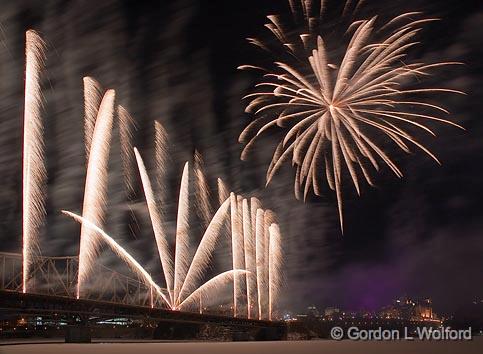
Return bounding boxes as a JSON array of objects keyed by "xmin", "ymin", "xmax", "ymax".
[
  {"xmin": 173, "ymin": 163, "xmax": 191, "ymax": 307},
  {"xmin": 250, "ymin": 197, "xmax": 262, "ymax": 233},
  {"xmin": 240, "ymin": 0, "xmax": 465, "ymax": 232},
  {"xmin": 214, "ymin": 177, "xmax": 231, "ymax": 244},
  {"xmin": 194, "ymin": 151, "xmax": 212, "ymax": 228},
  {"xmin": 268, "ymin": 223, "xmax": 282, "ymax": 321},
  {"xmin": 22, "ymin": 30, "xmax": 47, "ymax": 293},
  {"xmin": 134, "ymin": 149, "xmax": 264, "ymax": 312},
  {"xmin": 217, "ymin": 178, "xmax": 229, "ymax": 206},
  {"xmin": 134, "ymin": 148, "xmax": 174, "ymax": 305},
  {"xmin": 154, "ymin": 121, "xmax": 169, "ymax": 207},
  {"xmin": 83, "ymin": 77, "xmax": 103, "ymax": 162},
  {"xmin": 236, "ymin": 195, "xmax": 247, "ymax": 314},
  {"xmin": 262, "ymin": 210, "xmax": 276, "ymax": 318},
  {"xmin": 62, "ymin": 211, "xmax": 170, "ymax": 306},
  {"xmin": 230, "ymin": 193, "xmax": 246, "ymax": 317},
  {"xmin": 250, "ymin": 197, "xmax": 262, "ymax": 317},
  {"xmin": 230, "ymin": 193, "xmax": 239, "ymax": 316},
  {"xmin": 178, "ymin": 270, "xmax": 248, "ymax": 310},
  {"xmin": 118, "ymin": 106, "xmax": 136, "ymax": 196},
  {"xmin": 177, "ymin": 198, "xmax": 231, "ymax": 306},
  {"xmin": 255, "ymin": 208, "xmax": 266, "ymax": 320},
  {"xmin": 77, "ymin": 89, "xmax": 115, "ymax": 298},
  {"xmin": 242, "ymin": 198, "xmax": 256, "ymax": 319}
]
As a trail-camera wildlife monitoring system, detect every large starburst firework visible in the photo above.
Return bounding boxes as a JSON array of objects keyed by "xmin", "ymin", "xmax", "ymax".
[{"xmin": 239, "ymin": 0, "xmax": 464, "ymax": 232}]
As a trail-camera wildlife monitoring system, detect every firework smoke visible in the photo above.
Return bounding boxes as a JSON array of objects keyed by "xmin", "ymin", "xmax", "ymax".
[
  {"xmin": 118, "ymin": 105, "xmax": 136, "ymax": 196},
  {"xmin": 22, "ymin": 30, "xmax": 47, "ymax": 293},
  {"xmin": 154, "ymin": 120, "xmax": 169, "ymax": 206}
]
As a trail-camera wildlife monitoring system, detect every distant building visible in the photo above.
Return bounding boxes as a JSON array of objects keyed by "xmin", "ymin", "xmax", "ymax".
[
  {"xmin": 324, "ymin": 307, "xmax": 340, "ymax": 317},
  {"xmin": 378, "ymin": 296, "xmax": 438, "ymax": 321},
  {"xmin": 306, "ymin": 305, "xmax": 319, "ymax": 317}
]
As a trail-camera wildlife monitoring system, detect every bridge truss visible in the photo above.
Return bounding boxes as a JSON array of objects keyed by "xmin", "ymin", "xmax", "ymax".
[{"xmin": 0, "ymin": 252, "xmax": 161, "ymax": 308}]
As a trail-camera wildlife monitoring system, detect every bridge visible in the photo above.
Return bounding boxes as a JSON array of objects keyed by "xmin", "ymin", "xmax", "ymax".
[{"xmin": 0, "ymin": 252, "xmax": 287, "ymax": 341}]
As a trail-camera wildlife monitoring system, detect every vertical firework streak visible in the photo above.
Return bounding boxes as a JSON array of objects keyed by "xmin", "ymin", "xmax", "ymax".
[
  {"xmin": 250, "ymin": 197, "xmax": 262, "ymax": 317},
  {"xmin": 83, "ymin": 77, "xmax": 103, "ymax": 162},
  {"xmin": 242, "ymin": 198, "xmax": 256, "ymax": 319},
  {"xmin": 173, "ymin": 163, "xmax": 190, "ymax": 307},
  {"xmin": 62, "ymin": 211, "xmax": 170, "ymax": 306},
  {"xmin": 22, "ymin": 30, "xmax": 46, "ymax": 293},
  {"xmin": 268, "ymin": 223, "xmax": 282, "ymax": 321},
  {"xmin": 230, "ymin": 193, "xmax": 245, "ymax": 317},
  {"xmin": 255, "ymin": 208, "xmax": 265, "ymax": 320},
  {"xmin": 118, "ymin": 106, "xmax": 136, "ymax": 196},
  {"xmin": 237, "ymin": 195, "xmax": 247, "ymax": 314},
  {"xmin": 250, "ymin": 198, "xmax": 262, "ymax": 235},
  {"xmin": 194, "ymin": 151, "xmax": 212, "ymax": 228},
  {"xmin": 262, "ymin": 210, "xmax": 276, "ymax": 318},
  {"xmin": 77, "ymin": 90, "xmax": 115, "ymax": 298},
  {"xmin": 134, "ymin": 148, "xmax": 174, "ymax": 305}
]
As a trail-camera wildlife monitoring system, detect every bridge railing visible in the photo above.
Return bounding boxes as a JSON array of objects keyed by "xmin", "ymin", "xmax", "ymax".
[
  {"xmin": 0, "ymin": 252, "xmax": 22, "ymax": 292},
  {"xmin": 0, "ymin": 252, "xmax": 165, "ymax": 308}
]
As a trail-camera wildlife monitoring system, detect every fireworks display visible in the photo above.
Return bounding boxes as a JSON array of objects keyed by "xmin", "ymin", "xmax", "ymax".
[
  {"xmin": 16, "ymin": 12, "xmax": 289, "ymax": 321},
  {"xmin": 239, "ymin": 0, "xmax": 464, "ymax": 231},
  {"xmin": 134, "ymin": 131, "xmax": 282, "ymax": 315},
  {"xmin": 2, "ymin": 0, "xmax": 477, "ymax": 342},
  {"xmin": 177, "ymin": 198, "xmax": 231, "ymax": 306}
]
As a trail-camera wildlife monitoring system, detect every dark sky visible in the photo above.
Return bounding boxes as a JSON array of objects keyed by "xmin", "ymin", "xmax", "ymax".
[{"xmin": 0, "ymin": 0, "xmax": 482, "ymax": 315}]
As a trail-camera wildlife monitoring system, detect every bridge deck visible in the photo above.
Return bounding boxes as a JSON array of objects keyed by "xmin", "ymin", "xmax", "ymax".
[{"xmin": 0, "ymin": 290, "xmax": 284, "ymax": 329}]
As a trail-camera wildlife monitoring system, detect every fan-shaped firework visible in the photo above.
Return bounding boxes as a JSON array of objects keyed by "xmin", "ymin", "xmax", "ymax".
[{"xmin": 239, "ymin": 0, "xmax": 464, "ymax": 231}]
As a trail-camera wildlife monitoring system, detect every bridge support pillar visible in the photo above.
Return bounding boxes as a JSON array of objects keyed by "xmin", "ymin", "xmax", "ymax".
[
  {"xmin": 65, "ymin": 325, "xmax": 92, "ymax": 343},
  {"xmin": 254, "ymin": 325, "xmax": 288, "ymax": 341},
  {"xmin": 153, "ymin": 321, "xmax": 202, "ymax": 340}
]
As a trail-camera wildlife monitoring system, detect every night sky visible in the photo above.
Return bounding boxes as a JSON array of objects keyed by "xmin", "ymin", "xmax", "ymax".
[{"xmin": 0, "ymin": 0, "xmax": 482, "ymax": 315}]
